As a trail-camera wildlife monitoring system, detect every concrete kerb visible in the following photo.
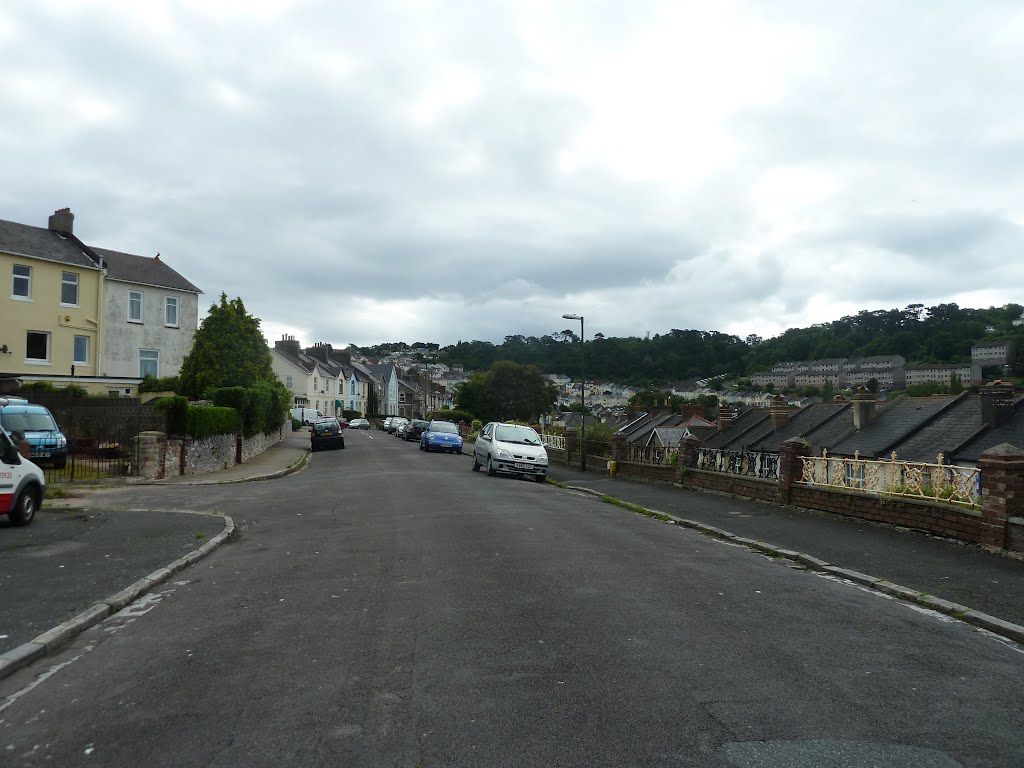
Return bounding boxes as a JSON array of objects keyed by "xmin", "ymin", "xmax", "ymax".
[
  {"xmin": 0, "ymin": 513, "xmax": 235, "ymax": 681},
  {"xmin": 142, "ymin": 447, "xmax": 311, "ymax": 487},
  {"xmin": 560, "ymin": 483, "xmax": 1024, "ymax": 647}
]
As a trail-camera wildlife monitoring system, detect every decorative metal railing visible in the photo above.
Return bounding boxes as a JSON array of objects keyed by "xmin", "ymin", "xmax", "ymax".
[
  {"xmin": 693, "ymin": 447, "xmax": 781, "ymax": 480},
  {"xmin": 541, "ymin": 433, "xmax": 565, "ymax": 450},
  {"xmin": 626, "ymin": 444, "xmax": 679, "ymax": 465},
  {"xmin": 798, "ymin": 450, "xmax": 981, "ymax": 508}
]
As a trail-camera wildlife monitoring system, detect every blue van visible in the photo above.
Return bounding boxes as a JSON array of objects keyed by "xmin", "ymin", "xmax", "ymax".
[{"xmin": 0, "ymin": 397, "xmax": 69, "ymax": 469}]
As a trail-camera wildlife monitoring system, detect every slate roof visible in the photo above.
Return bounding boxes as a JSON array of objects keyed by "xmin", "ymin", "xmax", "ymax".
[
  {"xmin": 950, "ymin": 399, "xmax": 1024, "ymax": 463},
  {"xmin": 0, "ymin": 218, "xmax": 100, "ymax": 270},
  {"xmin": 749, "ymin": 401, "xmax": 851, "ymax": 453},
  {"xmin": 701, "ymin": 409, "xmax": 770, "ymax": 450},
  {"xmin": 830, "ymin": 396, "xmax": 960, "ymax": 458},
  {"xmin": 647, "ymin": 427, "xmax": 689, "ymax": 448},
  {"xmin": 92, "ymin": 247, "xmax": 201, "ymax": 293},
  {"xmin": 889, "ymin": 395, "xmax": 985, "ymax": 463},
  {"xmin": 271, "ymin": 347, "xmax": 316, "ymax": 374},
  {"xmin": 625, "ymin": 413, "xmax": 683, "ymax": 444}
]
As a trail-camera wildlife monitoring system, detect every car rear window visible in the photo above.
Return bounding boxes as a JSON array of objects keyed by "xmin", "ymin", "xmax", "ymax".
[{"xmin": 429, "ymin": 421, "xmax": 458, "ymax": 434}]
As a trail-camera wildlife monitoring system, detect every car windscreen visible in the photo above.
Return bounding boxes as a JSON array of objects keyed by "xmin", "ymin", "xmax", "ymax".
[
  {"xmin": 429, "ymin": 422, "xmax": 458, "ymax": 434},
  {"xmin": 494, "ymin": 425, "xmax": 541, "ymax": 445},
  {"xmin": 0, "ymin": 411, "xmax": 58, "ymax": 432}
]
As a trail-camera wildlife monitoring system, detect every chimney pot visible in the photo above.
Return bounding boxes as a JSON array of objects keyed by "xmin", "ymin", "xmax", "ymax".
[{"xmin": 47, "ymin": 207, "xmax": 74, "ymax": 234}]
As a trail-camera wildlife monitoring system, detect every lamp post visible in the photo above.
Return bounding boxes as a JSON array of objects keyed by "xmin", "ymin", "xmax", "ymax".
[{"xmin": 562, "ymin": 313, "xmax": 586, "ymax": 472}]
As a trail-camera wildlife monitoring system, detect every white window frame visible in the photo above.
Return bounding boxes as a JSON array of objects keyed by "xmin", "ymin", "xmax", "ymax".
[
  {"xmin": 12, "ymin": 264, "xmax": 32, "ymax": 300},
  {"xmin": 164, "ymin": 296, "xmax": 179, "ymax": 327},
  {"xmin": 139, "ymin": 349, "xmax": 159, "ymax": 378},
  {"xmin": 73, "ymin": 335, "xmax": 89, "ymax": 365},
  {"xmin": 61, "ymin": 271, "xmax": 80, "ymax": 306},
  {"xmin": 285, "ymin": 375, "xmax": 293, "ymax": 389},
  {"xmin": 25, "ymin": 330, "xmax": 51, "ymax": 365},
  {"xmin": 128, "ymin": 290, "xmax": 143, "ymax": 323}
]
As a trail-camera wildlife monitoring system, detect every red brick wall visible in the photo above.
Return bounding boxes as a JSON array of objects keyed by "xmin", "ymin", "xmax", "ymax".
[
  {"xmin": 683, "ymin": 470, "xmax": 781, "ymax": 504},
  {"xmin": 1009, "ymin": 518, "xmax": 1024, "ymax": 553},
  {"xmin": 788, "ymin": 485, "xmax": 996, "ymax": 546},
  {"xmin": 614, "ymin": 462, "xmax": 676, "ymax": 484}
]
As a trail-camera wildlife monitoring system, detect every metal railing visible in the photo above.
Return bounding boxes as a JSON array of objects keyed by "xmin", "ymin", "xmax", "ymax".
[
  {"xmin": 798, "ymin": 450, "xmax": 981, "ymax": 507},
  {"xmin": 626, "ymin": 444, "xmax": 679, "ymax": 465},
  {"xmin": 693, "ymin": 447, "xmax": 780, "ymax": 480},
  {"xmin": 541, "ymin": 433, "xmax": 565, "ymax": 450}
]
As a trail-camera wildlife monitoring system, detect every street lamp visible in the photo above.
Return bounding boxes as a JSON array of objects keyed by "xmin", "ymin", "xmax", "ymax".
[{"xmin": 562, "ymin": 313, "xmax": 586, "ymax": 472}]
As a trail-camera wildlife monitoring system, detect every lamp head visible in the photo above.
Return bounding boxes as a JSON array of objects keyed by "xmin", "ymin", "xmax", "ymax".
[{"xmin": 562, "ymin": 313, "xmax": 582, "ymax": 320}]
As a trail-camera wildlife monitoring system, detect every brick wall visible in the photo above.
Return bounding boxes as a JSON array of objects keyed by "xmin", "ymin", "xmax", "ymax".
[
  {"xmin": 614, "ymin": 462, "xmax": 676, "ymax": 484},
  {"xmin": 682, "ymin": 470, "xmax": 781, "ymax": 504},
  {"xmin": 1008, "ymin": 518, "xmax": 1024, "ymax": 553}
]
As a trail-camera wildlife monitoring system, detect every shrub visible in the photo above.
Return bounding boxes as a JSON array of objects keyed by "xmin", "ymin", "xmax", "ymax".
[
  {"xmin": 140, "ymin": 375, "xmax": 180, "ymax": 394},
  {"xmin": 152, "ymin": 396, "xmax": 190, "ymax": 435},
  {"xmin": 189, "ymin": 405, "xmax": 241, "ymax": 440}
]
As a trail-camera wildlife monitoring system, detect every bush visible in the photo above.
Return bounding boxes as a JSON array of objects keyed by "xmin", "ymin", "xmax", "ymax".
[
  {"xmin": 140, "ymin": 375, "xmax": 180, "ymax": 393},
  {"xmin": 432, "ymin": 408, "xmax": 475, "ymax": 425},
  {"xmin": 152, "ymin": 396, "xmax": 190, "ymax": 435},
  {"xmin": 211, "ymin": 382, "xmax": 288, "ymax": 438},
  {"xmin": 189, "ymin": 405, "xmax": 242, "ymax": 440}
]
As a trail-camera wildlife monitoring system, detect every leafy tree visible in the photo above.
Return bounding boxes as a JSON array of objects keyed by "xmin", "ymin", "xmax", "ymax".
[
  {"xmin": 454, "ymin": 361, "xmax": 558, "ymax": 422},
  {"xmin": 866, "ymin": 378, "xmax": 879, "ymax": 393},
  {"xmin": 179, "ymin": 294, "xmax": 275, "ymax": 399},
  {"xmin": 366, "ymin": 383, "xmax": 380, "ymax": 417}
]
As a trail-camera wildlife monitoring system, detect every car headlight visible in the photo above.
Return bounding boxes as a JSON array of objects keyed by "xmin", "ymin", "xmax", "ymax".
[
  {"xmin": 57, "ymin": 436, "xmax": 67, "ymax": 447},
  {"xmin": 537, "ymin": 452, "xmax": 548, "ymax": 465},
  {"xmin": 495, "ymin": 447, "xmax": 513, "ymax": 459}
]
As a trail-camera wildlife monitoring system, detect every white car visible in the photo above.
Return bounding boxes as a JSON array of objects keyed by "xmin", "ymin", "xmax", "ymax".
[
  {"xmin": 0, "ymin": 419, "xmax": 46, "ymax": 526},
  {"xmin": 472, "ymin": 422, "xmax": 548, "ymax": 482}
]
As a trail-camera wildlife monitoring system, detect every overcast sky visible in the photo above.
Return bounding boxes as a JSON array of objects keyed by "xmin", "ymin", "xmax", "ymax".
[{"xmin": 4, "ymin": 1, "xmax": 1023, "ymax": 349}]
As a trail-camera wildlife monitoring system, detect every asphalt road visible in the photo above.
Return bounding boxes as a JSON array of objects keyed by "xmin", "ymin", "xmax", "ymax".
[{"xmin": 1, "ymin": 429, "xmax": 1022, "ymax": 767}]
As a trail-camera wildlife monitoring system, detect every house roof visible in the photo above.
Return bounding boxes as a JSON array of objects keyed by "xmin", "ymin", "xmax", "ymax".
[
  {"xmin": 624, "ymin": 413, "xmax": 682, "ymax": 444},
  {"xmin": 830, "ymin": 396, "xmax": 960, "ymax": 458},
  {"xmin": 887, "ymin": 395, "xmax": 984, "ymax": 463},
  {"xmin": 701, "ymin": 409, "xmax": 770, "ymax": 450},
  {"xmin": 950, "ymin": 398, "xmax": 1024, "ymax": 462},
  {"xmin": 0, "ymin": 218, "xmax": 100, "ymax": 270},
  {"xmin": 271, "ymin": 347, "xmax": 316, "ymax": 374},
  {"xmin": 92, "ymin": 247, "xmax": 201, "ymax": 293},
  {"xmin": 647, "ymin": 427, "xmax": 689, "ymax": 447},
  {"xmin": 749, "ymin": 401, "xmax": 851, "ymax": 453}
]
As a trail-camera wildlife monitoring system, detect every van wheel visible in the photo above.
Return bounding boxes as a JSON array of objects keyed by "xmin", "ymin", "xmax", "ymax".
[
  {"xmin": 9, "ymin": 485, "xmax": 39, "ymax": 526},
  {"xmin": 487, "ymin": 458, "xmax": 496, "ymax": 476}
]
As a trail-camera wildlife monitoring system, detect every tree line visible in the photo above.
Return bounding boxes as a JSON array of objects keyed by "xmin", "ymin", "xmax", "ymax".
[{"xmin": 437, "ymin": 303, "xmax": 1024, "ymax": 386}]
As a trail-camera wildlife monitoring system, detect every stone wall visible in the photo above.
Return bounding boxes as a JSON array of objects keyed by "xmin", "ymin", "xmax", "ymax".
[{"xmin": 132, "ymin": 421, "xmax": 288, "ymax": 480}]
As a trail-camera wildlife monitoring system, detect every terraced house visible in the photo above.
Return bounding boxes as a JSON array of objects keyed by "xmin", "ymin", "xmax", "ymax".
[{"xmin": 1, "ymin": 208, "xmax": 201, "ymax": 395}]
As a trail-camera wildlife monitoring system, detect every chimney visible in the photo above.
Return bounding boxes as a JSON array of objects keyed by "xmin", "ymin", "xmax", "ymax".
[
  {"xmin": 718, "ymin": 404, "xmax": 735, "ymax": 432},
  {"xmin": 770, "ymin": 394, "xmax": 790, "ymax": 431},
  {"xmin": 305, "ymin": 342, "xmax": 333, "ymax": 364},
  {"xmin": 651, "ymin": 398, "xmax": 673, "ymax": 418},
  {"xmin": 336, "ymin": 349, "xmax": 351, "ymax": 367},
  {"xmin": 48, "ymin": 207, "xmax": 74, "ymax": 234},
  {"xmin": 980, "ymin": 380, "xmax": 1015, "ymax": 428},
  {"xmin": 852, "ymin": 387, "xmax": 876, "ymax": 430},
  {"xmin": 274, "ymin": 334, "xmax": 302, "ymax": 358}
]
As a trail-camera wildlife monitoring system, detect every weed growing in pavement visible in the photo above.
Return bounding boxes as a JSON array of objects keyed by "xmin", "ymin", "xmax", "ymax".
[
  {"xmin": 601, "ymin": 495, "xmax": 674, "ymax": 522},
  {"xmin": 194, "ymin": 532, "xmax": 208, "ymax": 540}
]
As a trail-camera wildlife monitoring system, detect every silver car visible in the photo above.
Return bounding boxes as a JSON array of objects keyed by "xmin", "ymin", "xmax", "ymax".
[{"xmin": 472, "ymin": 422, "xmax": 548, "ymax": 482}]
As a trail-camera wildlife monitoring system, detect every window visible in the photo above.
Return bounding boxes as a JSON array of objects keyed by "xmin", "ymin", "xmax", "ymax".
[
  {"xmin": 25, "ymin": 331, "xmax": 50, "ymax": 363},
  {"xmin": 61, "ymin": 272, "xmax": 79, "ymax": 306},
  {"xmin": 129, "ymin": 291, "xmax": 143, "ymax": 323},
  {"xmin": 165, "ymin": 296, "xmax": 178, "ymax": 327},
  {"xmin": 73, "ymin": 335, "xmax": 89, "ymax": 365},
  {"xmin": 285, "ymin": 375, "xmax": 293, "ymax": 389},
  {"xmin": 314, "ymin": 377, "xmax": 318, "ymax": 390},
  {"xmin": 139, "ymin": 349, "xmax": 159, "ymax": 378},
  {"xmin": 12, "ymin": 264, "xmax": 31, "ymax": 299}
]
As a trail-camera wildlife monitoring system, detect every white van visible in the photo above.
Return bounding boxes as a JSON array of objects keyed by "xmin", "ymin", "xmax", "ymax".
[
  {"xmin": 0, "ymin": 417, "xmax": 46, "ymax": 526},
  {"xmin": 290, "ymin": 407, "xmax": 324, "ymax": 426}
]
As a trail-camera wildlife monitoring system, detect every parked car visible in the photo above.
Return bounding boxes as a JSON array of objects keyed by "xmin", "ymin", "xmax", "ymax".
[
  {"xmin": 402, "ymin": 419, "xmax": 430, "ymax": 441},
  {"xmin": 382, "ymin": 416, "xmax": 395, "ymax": 432},
  {"xmin": 0, "ymin": 397, "xmax": 69, "ymax": 469},
  {"xmin": 472, "ymin": 422, "xmax": 548, "ymax": 482},
  {"xmin": 336, "ymin": 418, "xmax": 350, "ymax": 429},
  {"xmin": 0, "ymin": 418, "xmax": 46, "ymax": 526},
  {"xmin": 420, "ymin": 420, "xmax": 463, "ymax": 453},
  {"xmin": 349, "ymin": 418, "xmax": 371, "ymax": 430},
  {"xmin": 310, "ymin": 418, "xmax": 345, "ymax": 452},
  {"xmin": 389, "ymin": 417, "xmax": 409, "ymax": 435},
  {"xmin": 291, "ymin": 407, "xmax": 324, "ymax": 426}
]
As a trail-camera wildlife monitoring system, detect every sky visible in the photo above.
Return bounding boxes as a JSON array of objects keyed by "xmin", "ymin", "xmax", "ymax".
[{"xmin": 3, "ymin": 0, "xmax": 1024, "ymax": 350}]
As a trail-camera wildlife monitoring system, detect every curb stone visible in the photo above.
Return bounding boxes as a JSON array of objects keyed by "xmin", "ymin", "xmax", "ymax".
[
  {"xmin": 0, "ymin": 513, "xmax": 235, "ymax": 681},
  {"xmin": 560, "ymin": 483, "xmax": 1024, "ymax": 647}
]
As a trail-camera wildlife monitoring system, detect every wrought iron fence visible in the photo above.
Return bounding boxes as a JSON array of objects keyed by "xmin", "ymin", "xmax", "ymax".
[
  {"xmin": 626, "ymin": 444, "xmax": 679, "ymax": 465},
  {"xmin": 798, "ymin": 450, "xmax": 981, "ymax": 508},
  {"xmin": 693, "ymin": 447, "xmax": 780, "ymax": 480},
  {"xmin": 541, "ymin": 433, "xmax": 565, "ymax": 450}
]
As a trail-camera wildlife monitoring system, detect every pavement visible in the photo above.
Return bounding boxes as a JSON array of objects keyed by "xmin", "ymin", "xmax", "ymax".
[{"xmin": 2, "ymin": 427, "xmax": 1022, "ymax": 680}]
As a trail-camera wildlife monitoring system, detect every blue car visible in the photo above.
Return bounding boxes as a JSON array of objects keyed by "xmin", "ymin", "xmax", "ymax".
[
  {"xmin": 419, "ymin": 420, "xmax": 463, "ymax": 454},
  {"xmin": 0, "ymin": 397, "xmax": 69, "ymax": 469}
]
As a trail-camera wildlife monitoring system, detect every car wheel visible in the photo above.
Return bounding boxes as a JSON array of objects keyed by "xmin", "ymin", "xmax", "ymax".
[
  {"xmin": 9, "ymin": 485, "xmax": 39, "ymax": 526},
  {"xmin": 340, "ymin": 439, "xmax": 345, "ymax": 449},
  {"xmin": 534, "ymin": 474, "xmax": 546, "ymax": 483},
  {"xmin": 487, "ymin": 457, "xmax": 496, "ymax": 476},
  {"xmin": 472, "ymin": 456, "xmax": 480, "ymax": 471}
]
